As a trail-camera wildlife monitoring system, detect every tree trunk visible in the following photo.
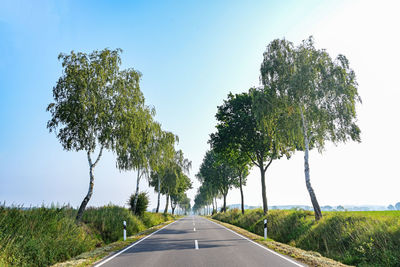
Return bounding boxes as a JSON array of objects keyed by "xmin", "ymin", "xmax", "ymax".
[
  {"xmin": 260, "ymin": 165, "xmax": 268, "ymax": 215},
  {"xmin": 301, "ymin": 108, "xmax": 322, "ymax": 221},
  {"xmin": 239, "ymin": 174, "xmax": 245, "ymax": 214},
  {"xmin": 76, "ymin": 148, "xmax": 103, "ymax": 222},
  {"xmin": 215, "ymin": 197, "xmax": 218, "ymax": 213},
  {"xmin": 171, "ymin": 198, "xmax": 177, "ymax": 215},
  {"xmin": 223, "ymin": 193, "xmax": 227, "ymax": 212},
  {"xmin": 76, "ymin": 164, "xmax": 94, "ymax": 222},
  {"xmin": 132, "ymin": 169, "xmax": 141, "ymax": 214},
  {"xmin": 156, "ymin": 177, "xmax": 161, "ymax": 213},
  {"xmin": 164, "ymin": 193, "xmax": 169, "ymax": 214}
]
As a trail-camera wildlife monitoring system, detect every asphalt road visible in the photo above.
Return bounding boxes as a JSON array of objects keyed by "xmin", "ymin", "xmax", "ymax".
[{"xmin": 94, "ymin": 216, "xmax": 306, "ymax": 267}]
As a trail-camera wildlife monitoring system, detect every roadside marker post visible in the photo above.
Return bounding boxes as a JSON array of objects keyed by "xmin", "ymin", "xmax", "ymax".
[
  {"xmin": 264, "ymin": 219, "xmax": 267, "ymax": 240},
  {"xmin": 123, "ymin": 220, "xmax": 127, "ymax": 241}
]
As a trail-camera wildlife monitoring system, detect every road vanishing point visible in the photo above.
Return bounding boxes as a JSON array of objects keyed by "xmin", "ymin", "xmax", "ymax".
[{"xmin": 94, "ymin": 216, "xmax": 306, "ymax": 267}]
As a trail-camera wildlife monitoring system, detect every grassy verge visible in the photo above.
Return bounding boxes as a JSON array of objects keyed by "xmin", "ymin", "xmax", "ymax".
[
  {"xmin": 52, "ymin": 220, "xmax": 175, "ymax": 267},
  {"xmin": 212, "ymin": 209, "xmax": 400, "ymax": 266},
  {"xmin": 0, "ymin": 204, "xmax": 178, "ymax": 266},
  {"xmin": 207, "ymin": 217, "xmax": 351, "ymax": 267}
]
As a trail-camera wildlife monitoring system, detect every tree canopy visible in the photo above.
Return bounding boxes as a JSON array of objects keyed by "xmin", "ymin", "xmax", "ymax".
[
  {"xmin": 196, "ymin": 149, "xmax": 240, "ymax": 212},
  {"xmin": 210, "ymin": 92, "xmax": 292, "ymax": 214}
]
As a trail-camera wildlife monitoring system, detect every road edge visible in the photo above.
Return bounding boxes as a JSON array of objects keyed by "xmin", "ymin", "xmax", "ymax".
[{"xmin": 92, "ymin": 218, "xmax": 182, "ymax": 267}]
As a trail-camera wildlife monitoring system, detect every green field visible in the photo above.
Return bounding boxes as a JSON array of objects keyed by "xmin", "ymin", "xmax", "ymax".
[
  {"xmin": 323, "ymin": 210, "xmax": 400, "ymax": 218},
  {"xmin": 0, "ymin": 205, "xmax": 174, "ymax": 266},
  {"xmin": 213, "ymin": 209, "xmax": 400, "ymax": 266}
]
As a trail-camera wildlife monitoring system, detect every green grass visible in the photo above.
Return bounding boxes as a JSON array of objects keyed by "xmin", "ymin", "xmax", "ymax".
[
  {"xmin": 0, "ymin": 206, "xmax": 99, "ymax": 266},
  {"xmin": 212, "ymin": 209, "xmax": 400, "ymax": 266},
  {"xmin": 323, "ymin": 210, "xmax": 400, "ymax": 219},
  {"xmin": 0, "ymin": 204, "xmax": 175, "ymax": 266},
  {"xmin": 82, "ymin": 205, "xmax": 174, "ymax": 244}
]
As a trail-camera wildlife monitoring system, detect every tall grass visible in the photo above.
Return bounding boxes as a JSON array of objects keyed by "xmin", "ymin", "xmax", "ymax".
[
  {"xmin": 82, "ymin": 205, "xmax": 173, "ymax": 244},
  {"xmin": 0, "ymin": 206, "xmax": 99, "ymax": 266},
  {"xmin": 0, "ymin": 204, "xmax": 174, "ymax": 266},
  {"xmin": 213, "ymin": 209, "xmax": 400, "ymax": 266}
]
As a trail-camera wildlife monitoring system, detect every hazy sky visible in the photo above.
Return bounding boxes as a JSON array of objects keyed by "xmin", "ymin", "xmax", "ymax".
[{"xmin": 1, "ymin": 0, "xmax": 399, "ymax": 210}]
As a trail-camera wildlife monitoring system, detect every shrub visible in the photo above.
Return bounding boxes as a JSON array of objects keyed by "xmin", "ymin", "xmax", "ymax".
[
  {"xmin": 82, "ymin": 205, "xmax": 145, "ymax": 244},
  {"xmin": 141, "ymin": 212, "xmax": 173, "ymax": 228},
  {"xmin": 129, "ymin": 192, "xmax": 149, "ymax": 216}
]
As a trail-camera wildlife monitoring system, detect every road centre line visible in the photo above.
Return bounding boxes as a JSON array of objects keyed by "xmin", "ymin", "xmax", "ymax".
[
  {"xmin": 93, "ymin": 218, "xmax": 182, "ymax": 267},
  {"xmin": 195, "ymin": 240, "xmax": 199, "ymax": 250},
  {"xmin": 194, "ymin": 227, "xmax": 196, "ymax": 231},
  {"xmin": 206, "ymin": 218, "xmax": 304, "ymax": 267}
]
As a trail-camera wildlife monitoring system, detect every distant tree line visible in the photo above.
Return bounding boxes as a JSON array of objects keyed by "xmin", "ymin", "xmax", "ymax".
[
  {"xmin": 47, "ymin": 48, "xmax": 192, "ymax": 221},
  {"xmin": 388, "ymin": 203, "xmax": 400, "ymax": 210},
  {"xmin": 194, "ymin": 37, "xmax": 361, "ymax": 220}
]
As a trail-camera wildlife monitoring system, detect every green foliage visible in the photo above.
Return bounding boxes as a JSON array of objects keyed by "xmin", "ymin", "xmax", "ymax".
[
  {"xmin": 211, "ymin": 92, "xmax": 290, "ymax": 166},
  {"xmin": 195, "ymin": 149, "xmax": 239, "ymax": 213},
  {"xmin": 212, "ymin": 209, "xmax": 400, "ymax": 266},
  {"xmin": 260, "ymin": 37, "xmax": 361, "ymax": 150},
  {"xmin": 149, "ymin": 149, "xmax": 192, "ymax": 214},
  {"xmin": 141, "ymin": 212, "xmax": 173, "ymax": 227},
  {"xmin": 0, "ymin": 205, "xmax": 99, "ymax": 267},
  {"xmin": 129, "ymin": 192, "xmax": 150, "ymax": 216},
  {"xmin": 177, "ymin": 194, "xmax": 191, "ymax": 214},
  {"xmin": 47, "ymin": 48, "xmax": 145, "ymax": 154},
  {"xmin": 82, "ymin": 205, "xmax": 146, "ymax": 244},
  {"xmin": 296, "ymin": 214, "xmax": 400, "ymax": 266}
]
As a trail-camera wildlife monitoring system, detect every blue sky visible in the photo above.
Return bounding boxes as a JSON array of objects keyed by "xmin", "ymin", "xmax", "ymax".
[{"xmin": 1, "ymin": 0, "xmax": 399, "ymax": 209}]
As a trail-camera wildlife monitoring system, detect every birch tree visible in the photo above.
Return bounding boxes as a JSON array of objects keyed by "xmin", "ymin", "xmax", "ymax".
[
  {"xmin": 115, "ymin": 117, "xmax": 160, "ymax": 213},
  {"xmin": 260, "ymin": 37, "xmax": 361, "ymax": 220},
  {"xmin": 149, "ymin": 131, "xmax": 177, "ymax": 213},
  {"xmin": 47, "ymin": 48, "xmax": 146, "ymax": 221},
  {"xmin": 149, "ymin": 149, "xmax": 191, "ymax": 214},
  {"xmin": 170, "ymin": 174, "xmax": 192, "ymax": 215}
]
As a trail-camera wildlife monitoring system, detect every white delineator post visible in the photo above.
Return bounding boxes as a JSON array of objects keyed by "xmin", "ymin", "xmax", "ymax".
[
  {"xmin": 264, "ymin": 219, "xmax": 267, "ymax": 240},
  {"xmin": 123, "ymin": 220, "xmax": 127, "ymax": 241}
]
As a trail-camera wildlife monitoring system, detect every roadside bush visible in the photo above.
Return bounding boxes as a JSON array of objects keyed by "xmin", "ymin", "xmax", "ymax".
[
  {"xmin": 82, "ymin": 205, "xmax": 146, "ymax": 244},
  {"xmin": 262, "ymin": 210, "xmax": 313, "ymax": 243},
  {"xmin": 141, "ymin": 212, "xmax": 173, "ymax": 228},
  {"xmin": 128, "ymin": 192, "xmax": 149, "ymax": 216},
  {"xmin": 238, "ymin": 209, "xmax": 264, "ymax": 231}
]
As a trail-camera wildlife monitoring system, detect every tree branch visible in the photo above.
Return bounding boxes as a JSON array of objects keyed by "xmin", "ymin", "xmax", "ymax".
[
  {"xmin": 92, "ymin": 146, "xmax": 104, "ymax": 168},
  {"xmin": 263, "ymin": 157, "xmax": 273, "ymax": 172},
  {"xmin": 246, "ymin": 151, "xmax": 259, "ymax": 167}
]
